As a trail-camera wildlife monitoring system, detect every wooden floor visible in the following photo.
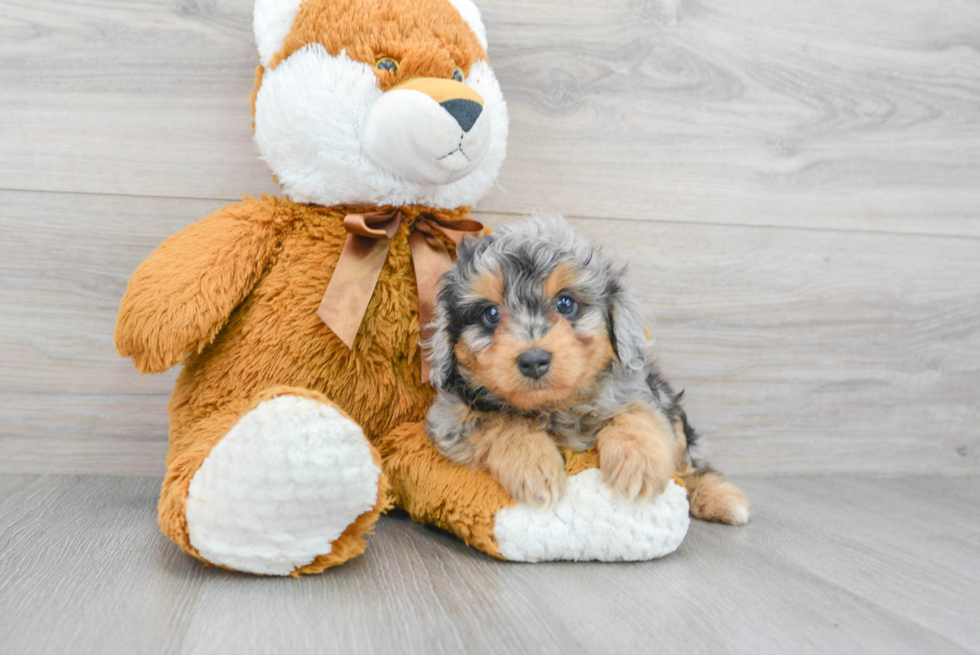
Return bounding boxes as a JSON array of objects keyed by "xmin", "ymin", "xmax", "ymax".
[{"xmin": 1, "ymin": 475, "xmax": 977, "ymax": 654}]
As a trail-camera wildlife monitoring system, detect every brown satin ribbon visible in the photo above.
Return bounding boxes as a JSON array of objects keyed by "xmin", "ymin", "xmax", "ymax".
[{"xmin": 317, "ymin": 209, "xmax": 484, "ymax": 383}]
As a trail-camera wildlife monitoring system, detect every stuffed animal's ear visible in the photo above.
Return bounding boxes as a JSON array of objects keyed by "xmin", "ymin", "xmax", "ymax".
[
  {"xmin": 605, "ymin": 280, "xmax": 649, "ymax": 373},
  {"xmin": 254, "ymin": 0, "xmax": 306, "ymax": 68},
  {"xmin": 446, "ymin": 0, "xmax": 488, "ymax": 51}
]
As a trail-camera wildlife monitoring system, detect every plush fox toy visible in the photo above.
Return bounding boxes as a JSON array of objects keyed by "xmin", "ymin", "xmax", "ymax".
[{"xmin": 115, "ymin": 0, "xmax": 690, "ymax": 575}]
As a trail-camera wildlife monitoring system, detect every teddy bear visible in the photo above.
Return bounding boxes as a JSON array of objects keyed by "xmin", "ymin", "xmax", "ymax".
[{"xmin": 115, "ymin": 0, "xmax": 691, "ymax": 576}]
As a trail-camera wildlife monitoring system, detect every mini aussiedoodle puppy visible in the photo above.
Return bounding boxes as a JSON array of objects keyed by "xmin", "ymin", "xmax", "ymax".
[{"xmin": 425, "ymin": 217, "xmax": 751, "ymax": 525}]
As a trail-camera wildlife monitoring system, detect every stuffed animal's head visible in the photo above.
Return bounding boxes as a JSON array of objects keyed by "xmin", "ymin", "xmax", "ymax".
[{"xmin": 252, "ymin": 0, "xmax": 508, "ymax": 209}]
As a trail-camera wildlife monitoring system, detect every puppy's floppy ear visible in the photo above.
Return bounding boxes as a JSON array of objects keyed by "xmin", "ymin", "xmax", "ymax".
[
  {"xmin": 430, "ymin": 234, "xmax": 490, "ymax": 389},
  {"xmin": 454, "ymin": 231, "xmax": 494, "ymax": 266},
  {"xmin": 605, "ymin": 276, "xmax": 649, "ymax": 372},
  {"xmin": 426, "ymin": 304, "xmax": 454, "ymax": 389}
]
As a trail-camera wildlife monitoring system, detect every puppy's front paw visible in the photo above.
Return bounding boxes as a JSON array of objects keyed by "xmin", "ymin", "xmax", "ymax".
[
  {"xmin": 599, "ymin": 429, "xmax": 674, "ymax": 501},
  {"xmin": 492, "ymin": 447, "xmax": 566, "ymax": 509}
]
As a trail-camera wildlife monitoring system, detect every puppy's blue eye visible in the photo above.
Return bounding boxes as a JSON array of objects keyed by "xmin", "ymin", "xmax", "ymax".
[
  {"xmin": 377, "ymin": 57, "xmax": 399, "ymax": 73},
  {"xmin": 482, "ymin": 305, "xmax": 500, "ymax": 328},
  {"xmin": 555, "ymin": 294, "xmax": 579, "ymax": 317},
  {"xmin": 453, "ymin": 67, "xmax": 465, "ymax": 83}
]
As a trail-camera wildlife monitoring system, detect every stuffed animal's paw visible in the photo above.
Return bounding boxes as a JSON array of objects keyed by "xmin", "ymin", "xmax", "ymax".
[
  {"xmin": 494, "ymin": 470, "xmax": 691, "ymax": 562},
  {"xmin": 185, "ymin": 394, "xmax": 383, "ymax": 575},
  {"xmin": 379, "ymin": 422, "xmax": 691, "ymax": 563}
]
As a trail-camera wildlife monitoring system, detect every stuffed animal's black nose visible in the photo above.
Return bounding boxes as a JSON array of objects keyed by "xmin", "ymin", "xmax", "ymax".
[
  {"xmin": 440, "ymin": 99, "xmax": 482, "ymax": 132},
  {"xmin": 517, "ymin": 349, "xmax": 552, "ymax": 380}
]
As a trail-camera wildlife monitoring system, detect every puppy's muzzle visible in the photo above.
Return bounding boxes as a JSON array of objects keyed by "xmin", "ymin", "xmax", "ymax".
[{"xmin": 517, "ymin": 348, "xmax": 552, "ymax": 380}]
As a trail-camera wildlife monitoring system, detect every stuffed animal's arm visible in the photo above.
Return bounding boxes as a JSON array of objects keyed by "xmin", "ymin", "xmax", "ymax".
[{"xmin": 115, "ymin": 201, "xmax": 285, "ymax": 373}]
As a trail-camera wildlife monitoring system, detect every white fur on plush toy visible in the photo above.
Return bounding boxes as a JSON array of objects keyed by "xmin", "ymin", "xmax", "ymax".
[
  {"xmin": 253, "ymin": 0, "xmax": 306, "ymax": 67},
  {"xmin": 185, "ymin": 396, "xmax": 381, "ymax": 575},
  {"xmin": 446, "ymin": 0, "xmax": 488, "ymax": 49},
  {"xmin": 495, "ymin": 474, "xmax": 690, "ymax": 562},
  {"xmin": 252, "ymin": 0, "xmax": 508, "ymax": 209},
  {"xmin": 361, "ymin": 79, "xmax": 493, "ymax": 185}
]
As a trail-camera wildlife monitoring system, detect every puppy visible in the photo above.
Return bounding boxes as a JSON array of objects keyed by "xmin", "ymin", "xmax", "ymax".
[{"xmin": 425, "ymin": 217, "xmax": 751, "ymax": 525}]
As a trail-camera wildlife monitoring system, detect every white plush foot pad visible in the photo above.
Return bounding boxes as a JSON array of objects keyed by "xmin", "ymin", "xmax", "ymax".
[
  {"xmin": 494, "ymin": 471, "xmax": 690, "ymax": 562},
  {"xmin": 186, "ymin": 396, "xmax": 380, "ymax": 575}
]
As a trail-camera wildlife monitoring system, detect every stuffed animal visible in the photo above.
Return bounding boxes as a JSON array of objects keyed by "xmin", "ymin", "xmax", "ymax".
[{"xmin": 115, "ymin": 0, "xmax": 693, "ymax": 576}]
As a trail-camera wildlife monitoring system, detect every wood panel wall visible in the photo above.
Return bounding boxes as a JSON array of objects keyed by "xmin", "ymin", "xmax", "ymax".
[{"xmin": 1, "ymin": 0, "xmax": 977, "ymax": 476}]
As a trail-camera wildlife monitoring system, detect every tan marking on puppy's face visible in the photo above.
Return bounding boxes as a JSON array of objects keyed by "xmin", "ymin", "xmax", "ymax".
[
  {"xmin": 543, "ymin": 262, "xmax": 580, "ymax": 300},
  {"xmin": 467, "ymin": 269, "xmax": 504, "ymax": 306},
  {"xmin": 269, "ymin": 0, "xmax": 486, "ymax": 89},
  {"xmin": 454, "ymin": 282, "xmax": 617, "ymax": 411}
]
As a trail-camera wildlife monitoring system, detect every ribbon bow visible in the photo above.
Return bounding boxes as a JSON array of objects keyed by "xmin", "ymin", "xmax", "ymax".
[{"xmin": 317, "ymin": 209, "xmax": 484, "ymax": 383}]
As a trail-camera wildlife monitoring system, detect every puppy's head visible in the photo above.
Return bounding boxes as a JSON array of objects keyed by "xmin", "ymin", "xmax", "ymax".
[{"xmin": 430, "ymin": 217, "xmax": 649, "ymax": 411}]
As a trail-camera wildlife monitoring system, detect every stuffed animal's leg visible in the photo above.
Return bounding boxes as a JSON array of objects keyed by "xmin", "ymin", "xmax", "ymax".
[
  {"xmin": 378, "ymin": 422, "xmax": 689, "ymax": 562},
  {"xmin": 377, "ymin": 421, "xmax": 513, "ymax": 558},
  {"xmin": 158, "ymin": 386, "xmax": 389, "ymax": 576}
]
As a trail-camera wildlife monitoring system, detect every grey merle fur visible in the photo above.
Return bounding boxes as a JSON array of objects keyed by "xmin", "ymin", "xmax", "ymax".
[{"xmin": 426, "ymin": 216, "xmax": 705, "ymax": 469}]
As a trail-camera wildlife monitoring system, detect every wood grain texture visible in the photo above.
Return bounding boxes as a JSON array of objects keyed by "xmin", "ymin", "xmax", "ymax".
[
  {"xmin": 0, "ymin": 190, "xmax": 219, "ymax": 475},
  {"xmin": 0, "ymin": 475, "xmax": 206, "ymax": 655},
  {"xmin": 1, "ymin": 475, "xmax": 978, "ymax": 654},
  {"xmin": 563, "ymin": 214, "xmax": 980, "ymax": 477},
  {"xmin": 1, "ymin": 189, "xmax": 976, "ymax": 476},
  {"xmin": 1, "ymin": 0, "xmax": 979, "ymax": 236}
]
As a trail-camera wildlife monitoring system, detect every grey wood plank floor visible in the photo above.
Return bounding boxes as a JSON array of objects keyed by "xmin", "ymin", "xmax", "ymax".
[{"xmin": 1, "ymin": 475, "xmax": 977, "ymax": 654}]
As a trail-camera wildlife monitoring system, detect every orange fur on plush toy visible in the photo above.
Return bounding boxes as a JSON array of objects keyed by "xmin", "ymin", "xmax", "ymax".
[
  {"xmin": 116, "ymin": 0, "xmax": 694, "ymax": 575},
  {"xmin": 120, "ymin": 201, "xmax": 459, "ymax": 573}
]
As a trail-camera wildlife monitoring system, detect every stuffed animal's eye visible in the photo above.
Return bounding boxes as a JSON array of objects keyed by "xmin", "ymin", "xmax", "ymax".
[
  {"xmin": 452, "ymin": 67, "xmax": 465, "ymax": 83},
  {"xmin": 482, "ymin": 305, "xmax": 500, "ymax": 328},
  {"xmin": 555, "ymin": 294, "xmax": 580, "ymax": 317},
  {"xmin": 376, "ymin": 58, "xmax": 399, "ymax": 74}
]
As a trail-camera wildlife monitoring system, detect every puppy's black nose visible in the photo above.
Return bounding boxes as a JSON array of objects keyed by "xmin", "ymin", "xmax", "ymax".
[
  {"xmin": 517, "ymin": 349, "xmax": 552, "ymax": 380},
  {"xmin": 440, "ymin": 99, "xmax": 482, "ymax": 132}
]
